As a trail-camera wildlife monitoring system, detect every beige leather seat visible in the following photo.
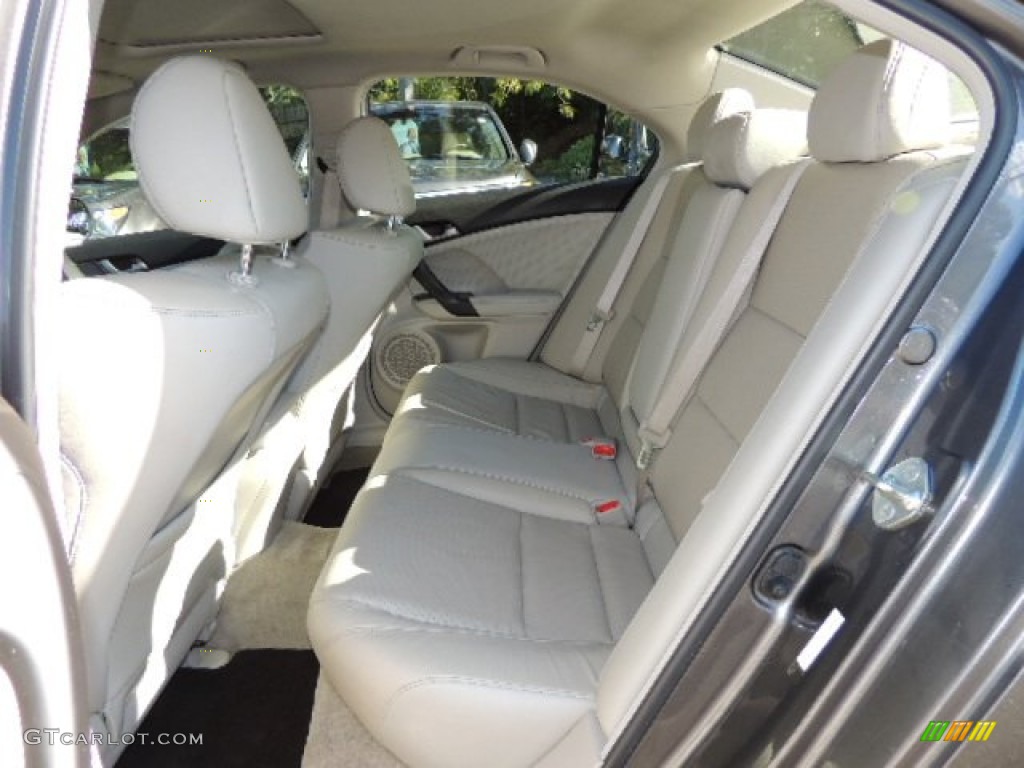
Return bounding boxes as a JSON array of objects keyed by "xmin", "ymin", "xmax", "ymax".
[
  {"xmin": 390, "ymin": 88, "xmax": 756, "ymax": 445},
  {"xmin": 309, "ymin": 40, "xmax": 967, "ymax": 768},
  {"xmin": 233, "ymin": 116, "xmax": 423, "ymax": 558},
  {"xmin": 59, "ymin": 55, "xmax": 328, "ymax": 761},
  {"xmin": 368, "ymin": 100, "xmax": 808, "ymax": 521}
]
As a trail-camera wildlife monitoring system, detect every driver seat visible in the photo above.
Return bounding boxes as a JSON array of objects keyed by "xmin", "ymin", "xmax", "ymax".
[{"xmin": 59, "ymin": 55, "xmax": 328, "ymax": 761}]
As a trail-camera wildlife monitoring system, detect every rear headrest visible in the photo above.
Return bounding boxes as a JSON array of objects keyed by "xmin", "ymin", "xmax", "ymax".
[
  {"xmin": 809, "ymin": 39, "xmax": 951, "ymax": 163},
  {"xmin": 703, "ymin": 109, "xmax": 808, "ymax": 190},
  {"xmin": 336, "ymin": 116, "xmax": 415, "ymax": 218},
  {"xmin": 131, "ymin": 56, "xmax": 306, "ymax": 244},
  {"xmin": 686, "ymin": 88, "xmax": 756, "ymax": 163}
]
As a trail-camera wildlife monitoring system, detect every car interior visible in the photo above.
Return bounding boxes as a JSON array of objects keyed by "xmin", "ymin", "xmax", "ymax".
[{"xmin": 46, "ymin": 0, "xmax": 995, "ymax": 765}]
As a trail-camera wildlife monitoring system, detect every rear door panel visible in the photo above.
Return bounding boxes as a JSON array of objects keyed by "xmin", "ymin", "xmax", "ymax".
[{"xmin": 369, "ymin": 207, "xmax": 614, "ymax": 414}]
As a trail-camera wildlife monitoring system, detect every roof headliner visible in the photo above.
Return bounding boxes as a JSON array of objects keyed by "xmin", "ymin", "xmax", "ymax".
[{"xmin": 92, "ymin": 0, "xmax": 799, "ymax": 112}]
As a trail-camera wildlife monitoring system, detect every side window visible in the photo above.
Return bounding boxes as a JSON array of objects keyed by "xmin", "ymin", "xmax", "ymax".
[
  {"xmin": 68, "ymin": 85, "xmax": 309, "ymax": 242},
  {"xmin": 599, "ymin": 109, "xmax": 658, "ymax": 179},
  {"xmin": 366, "ymin": 77, "xmax": 657, "ymax": 201},
  {"xmin": 720, "ymin": 1, "xmax": 978, "ymax": 143}
]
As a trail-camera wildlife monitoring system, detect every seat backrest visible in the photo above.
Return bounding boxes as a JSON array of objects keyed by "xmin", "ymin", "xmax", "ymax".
[
  {"xmin": 538, "ymin": 89, "xmax": 753, "ymax": 380},
  {"xmin": 598, "ymin": 38, "xmax": 963, "ymax": 732},
  {"xmin": 614, "ymin": 106, "xmax": 809, "ymax": 460},
  {"xmin": 258, "ymin": 116, "xmax": 422, "ymax": 530},
  {"xmin": 59, "ymin": 55, "xmax": 328, "ymax": 751}
]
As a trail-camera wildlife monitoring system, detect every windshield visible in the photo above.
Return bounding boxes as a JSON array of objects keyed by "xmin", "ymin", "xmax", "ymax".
[{"xmin": 74, "ymin": 126, "xmax": 137, "ymax": 183}]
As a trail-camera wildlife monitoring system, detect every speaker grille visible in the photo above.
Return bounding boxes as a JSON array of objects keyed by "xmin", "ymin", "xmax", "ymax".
[{"xmin": 375, "ymin": 330, "xmax": 441, "ymax": 389}]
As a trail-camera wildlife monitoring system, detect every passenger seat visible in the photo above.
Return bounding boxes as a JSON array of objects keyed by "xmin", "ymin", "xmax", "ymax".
[
  {"xmin": 60, "ymin": 55, "xmax": 328, "ymax": 761},
  {"xmin": 232, "ymin": 116, "xmax": 423, "ymax": 558}
]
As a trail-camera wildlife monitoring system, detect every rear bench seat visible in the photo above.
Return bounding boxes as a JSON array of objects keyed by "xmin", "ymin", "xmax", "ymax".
[
  {"xmin": 389, "ymin": 88, "xmax": 757, "ymax": 446},
  {"xmin": 309, "ymin": 40, "xmax": 969, "ymax": 768},
  {"xmin": 371, "ymin": 98, "xmax": 808, "ymax": 522}
]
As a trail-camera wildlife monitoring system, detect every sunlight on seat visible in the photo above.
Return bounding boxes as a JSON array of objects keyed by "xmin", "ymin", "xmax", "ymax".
[{"xmin": 324, "ymin": 547, "xmax": 369, "ymax": 585}]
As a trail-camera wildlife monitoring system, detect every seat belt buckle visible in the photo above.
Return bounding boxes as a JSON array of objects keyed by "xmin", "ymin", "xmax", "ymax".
[
  {"xmin": 585, "ymin": 308, "xmax": 612, "ymax": 332},
  {"xmin": 593, "ymin": 498, "xmax": 629, "ymax": 525},
  {"xmin": 580, "ymin": 437, "xmax": 617, "ymax": 460},
  {"xmin": 636, "ymin": 440, "xmax": 657, "ymax": 471}
]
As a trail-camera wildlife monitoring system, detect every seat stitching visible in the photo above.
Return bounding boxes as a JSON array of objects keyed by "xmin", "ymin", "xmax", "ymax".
[
  {"xmin": 400, "ymin": 464, "xmax": 597, "ymax": 503},
  {"xmin": 588, "ymin": 527, "xmax": 615, "ymax": 641},
  {"xmin": 222, "ymin": 69, "xmax": 260, "ymax": 234},
  {"xmin": 694, "ymin": 390, "xmax": 743, "ymax": 446},
  {"xmin": 558, "ymin": 400, "xmax": 572, "ymax": 441},
  {"xmin": 61, "ymin": 452, "xmax": 88, "ymax": 565},
  {"xmin": 395, "ymin": 420, "xmax": 583, "ymax": 447},
  {"xmin": 518, "ymin": 511, "xmax": 528, "ymax": 637},
  {"xmin": 746, "ymin": 300, "xmax": 806, "ymax": 341},
  {"xmin": 381, "ymin": 674, "xmax": 593, "ymax": 729},
  {"xmin": 412, "ymin": 398, "xmax": 516, "ymax": 434},
  {"xmin": 314, "ymin": 595, "xmax": 615, "ymax": 647},
  {"xmin": 151, "ymin": 308, "xmax": 257, "ymax": 318}
]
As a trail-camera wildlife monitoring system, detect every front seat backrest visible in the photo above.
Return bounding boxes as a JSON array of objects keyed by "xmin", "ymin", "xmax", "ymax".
[
  {"xmin": 60, "ymin": 55, "xmax": 327, "ymax": 760},
  {"xmin": 245, "ymin": 116, "xmax": 423, "ymax": 533}
]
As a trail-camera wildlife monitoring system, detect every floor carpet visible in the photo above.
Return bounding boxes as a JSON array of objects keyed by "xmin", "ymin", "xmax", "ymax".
[
  {"xmin": 301, "ymin": 674, "xmax": 405, "ymax": 768},
  {"xmin": 117, "ymin": 650, "xmax": 320, "ymax": 768},
  {"xmin": 302, "ymin": 469, "xmax": 369, "ymax": 528},
  {"xmin": 117, "ymin": 471, "xmax": 394, "ymax": 768},
  {"xmin": 209, "ymin": 521, "xmax": 337, "ymax": 651}
]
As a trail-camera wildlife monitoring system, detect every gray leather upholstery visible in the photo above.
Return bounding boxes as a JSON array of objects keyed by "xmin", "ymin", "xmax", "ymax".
[
  {"xmin": 62, "ymin": 57, "xmax": 328, "ymax": 762},
  {"xmin": 233, "ymin": 116, "xmax": 424, "ymax": 550},
  {"xmin": 308, "ymin": 41, "xmax": 968, "ymax": 768},
  {"xmin": 808, "ymin": 38, "xmax": 951, "ymax": 163},
  {"xmin": 685, "ymin": 87, "xmax": 755, "ymax": 162},
  {"xmin": 702, "ymin": 108, "xmax": 808, "ymax": 188},
  {"xmin": 371, "ymin": 106, "xmax": 808, "ymax": 517},
  {"xmin": 131, "ymin": 55, "xmax": 307, "ymax": 243},
  {"xmin": 336, "ymin": 115, "xmax": 416, "ymax": 217}
]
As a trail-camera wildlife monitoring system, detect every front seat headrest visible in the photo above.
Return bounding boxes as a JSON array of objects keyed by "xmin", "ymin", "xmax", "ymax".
[
  {"xmin": 131, "ymin": 55, "xmax": 307, "ymax": 244},
  {"xmin": 686, "ymin": 88, "xmax": 756, "ymax": 163},
  {"xmin": 336, "ymin": 116, "xmax": 416, "ymax": 218}
]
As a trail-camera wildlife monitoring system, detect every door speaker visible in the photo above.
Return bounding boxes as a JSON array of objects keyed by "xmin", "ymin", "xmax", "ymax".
[{"xmin": 374, "ymin": 329, "xmax": 442, "ymax": 389}]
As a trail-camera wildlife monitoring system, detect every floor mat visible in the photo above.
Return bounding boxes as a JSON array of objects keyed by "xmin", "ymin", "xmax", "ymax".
[
  {"xmin": 209, "ymin": 521, "xmax": 337, "ymax": 651},
  {"xmin": 303, "ymin": 468, "xmax": 369, "ymax": 528},
  {"xmin": 117, "ymin": 650, "xmax": 319, "ymax": 768},
  {"xmin": 301, "ymin": 674, "xmax": 405, "ymax": 768}
]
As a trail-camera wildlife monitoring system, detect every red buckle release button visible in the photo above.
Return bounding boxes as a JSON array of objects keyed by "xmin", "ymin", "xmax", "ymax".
[
  {"xmin": 581, "ymin": 437, "xmax": 617, "ymax": 460},
  {"xmin": 595, "ymin": 499, "xmax": 621, "ymax": 515}
]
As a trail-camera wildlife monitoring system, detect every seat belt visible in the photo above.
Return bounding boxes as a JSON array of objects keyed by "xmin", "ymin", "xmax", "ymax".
[
  {"xmin": 634, "ymin": 159, "xmax": 812, "ymax": 490},
  {"xmin": 568, "ymin": 162, "xmax": 695, "ymax": 377}
]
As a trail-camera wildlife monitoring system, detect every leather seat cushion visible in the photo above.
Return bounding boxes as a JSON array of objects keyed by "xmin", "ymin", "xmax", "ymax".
[
  {"xmin": 395, "ymin": 358, "xmax": 608, "ymax": 442},
  {"xmin": 307, "ymin": 471, "xmax": 653, "ymax": 767}
]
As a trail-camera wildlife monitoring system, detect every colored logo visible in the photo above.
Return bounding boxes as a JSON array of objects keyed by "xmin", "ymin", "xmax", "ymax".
[{"xmin": 920, "ymin": 720, "xmax": 996, "ymax": 743}]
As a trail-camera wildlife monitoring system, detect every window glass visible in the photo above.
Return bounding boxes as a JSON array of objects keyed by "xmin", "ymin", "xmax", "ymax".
[
  {"xmin": 367, "ymin": 77, "xmax": 656, "ymax": 199},
  {"xmin": 721, "ymin": 0, "xmax": 867, "ymax": 88},
  {"xmin": 68, "ymin": 85, "xmax": 309, "ymax": 242},
  {"xmin": 721, "ymin": 1, "xmax": 977, "ymax": 140}
]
